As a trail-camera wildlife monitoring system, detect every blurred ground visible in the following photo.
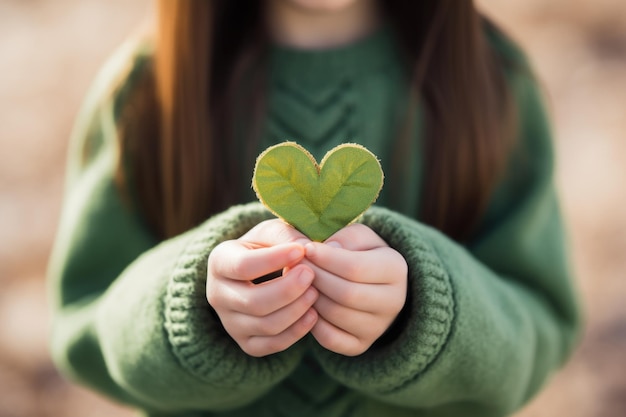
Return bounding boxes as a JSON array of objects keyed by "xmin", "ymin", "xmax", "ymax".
[{"xmin": 0, "ymin": 0, "xmax": 625, "ymax": 416}]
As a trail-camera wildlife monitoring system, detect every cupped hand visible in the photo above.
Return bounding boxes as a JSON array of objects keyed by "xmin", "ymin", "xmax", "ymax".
[
  {"xmin": 304, "ymin": 223, "xmax": 408, "ymax": 356},
  {"xmin": 206, "ymin": 219, "xmax": 318, "ymax": 357}
]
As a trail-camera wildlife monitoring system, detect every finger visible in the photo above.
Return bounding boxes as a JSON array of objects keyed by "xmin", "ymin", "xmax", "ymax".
[
  {"xmin": 211, "ymin": 240, "xmax": 305, "ymax": 281},
  {"xmin": 305, "ymin": 243, "xmax": 405, "ymax": 284},
  {"xmin": 324, "ymin": 223, "xmax": 387, "ymax": 251},
  {"xmin": 241, "ymin": 219, "xmax": 311, "ymax": 247},
  {"xmin": 241, "ymin": 308, "xmax": 319, "ymax": 357},
  {"xmin": 226, "ymin": 265, "xmax": 315, "ymax": 317},
  {"xmin": 311, "ymin": 316, "xmax": 367, "ymax": 357},
  {"xmin": 314, "ymin": 293, "xmax": 382, "ymax": 341},
  {"xmin": 307, "ymin": 262, "xmax": 386, "ymax": 313},
  {"xmin": 231, "ymin": 287, "xmax": 319, "ymax": 337}
]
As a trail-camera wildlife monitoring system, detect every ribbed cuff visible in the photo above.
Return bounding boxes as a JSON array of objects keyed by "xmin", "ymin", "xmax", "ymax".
[
  {"xmin": 163, "ymin": 203, "xmax": 305, "ymax": 387},
  {"xmin": 312, "ymin": 206, "xmax": 455, "ymax": 393}
]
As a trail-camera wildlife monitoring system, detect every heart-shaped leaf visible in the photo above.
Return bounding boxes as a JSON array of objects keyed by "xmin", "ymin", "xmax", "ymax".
[{"xmin": 252, "ymin": 142, "xmax": 384, "ymax": 241}]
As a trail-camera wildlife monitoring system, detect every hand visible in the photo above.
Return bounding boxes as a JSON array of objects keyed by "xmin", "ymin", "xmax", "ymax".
[
  {"xmin": 304, "ymin": 224, "xmax": 408, "ymax": 356},
  {"xmin": 206, "ymin": 220, "xmax": 318, "ymax": 357}
]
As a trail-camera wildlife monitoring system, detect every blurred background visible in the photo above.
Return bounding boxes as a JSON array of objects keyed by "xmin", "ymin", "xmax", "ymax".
[{"xmin": 0, "ymin": 0, "xmax": 625, "ymax": 416}]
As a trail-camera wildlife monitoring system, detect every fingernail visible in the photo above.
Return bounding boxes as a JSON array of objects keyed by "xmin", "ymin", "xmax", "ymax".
[
  {"xmin": 287, "ymin": 246, "xmax": 304, "ymax": 262},
  {"xmin": 303, "ymin": 308, "xmax": 317, "ymax": 325},
  {"xmin": 326, "ymin": 241, "xmax": 342, "ymax": 248},
  {"xmin": 304, "ymin": 243, "xmax": 315, "ymax": 257},
  {"xmin": 298, "ymin": 268, "xmax": 313, "ymax": 285},
  {"xmin": 305, "ymin": 287, "xmax": 318, "ymax": 303}
]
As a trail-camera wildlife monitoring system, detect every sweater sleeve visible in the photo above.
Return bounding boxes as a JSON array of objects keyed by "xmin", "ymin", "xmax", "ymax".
[
  {"xmin": 310, "ymin": 63, "xmax": 581, "ymax": 415},
  {"xmin": 47, "ymin": 41, "xmax": 302, "ymax": 413}
]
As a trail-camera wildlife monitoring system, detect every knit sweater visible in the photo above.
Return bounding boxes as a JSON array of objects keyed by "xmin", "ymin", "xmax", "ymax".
[{"xmin": 48, "ymin": 26, "xmax": 580, "ymax": 417}]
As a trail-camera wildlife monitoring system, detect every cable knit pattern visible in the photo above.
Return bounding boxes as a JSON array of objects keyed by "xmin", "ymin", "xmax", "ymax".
[
  {"xmin": 162, "ymin": 204, "xmax": 309, "ymax": 387},
  {"xmin": 313, "ymin": 206, "xmax": 455, "ymax": 393},
  {"xmin": 268, "ymin": 78, "xmax": 356, "ymax": 146},
  {"xmin": 264, "ymin": 26, "xmax": 404, "ymax": 165}
]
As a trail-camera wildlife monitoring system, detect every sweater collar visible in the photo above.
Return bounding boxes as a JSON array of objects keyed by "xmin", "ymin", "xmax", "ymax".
[{"xmin": 269, "ymin": 25, "xmax": 399, "ymax": 85}]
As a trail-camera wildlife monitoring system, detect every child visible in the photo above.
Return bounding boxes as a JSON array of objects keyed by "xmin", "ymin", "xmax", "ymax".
[{"xmin": 48, "ymin": 1, "xmax": 581, "ymax": 416}]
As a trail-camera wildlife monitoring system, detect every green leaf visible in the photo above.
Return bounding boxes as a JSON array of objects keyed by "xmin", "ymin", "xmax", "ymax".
[{"xmin": 252, "ymin": 142, "xmax": 384, "ymax": 241}]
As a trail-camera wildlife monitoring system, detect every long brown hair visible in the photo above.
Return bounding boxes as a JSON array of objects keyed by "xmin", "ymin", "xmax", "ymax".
[{"xmin": 117, "ymin": 0, "xmax": 515, "ymax": 240}]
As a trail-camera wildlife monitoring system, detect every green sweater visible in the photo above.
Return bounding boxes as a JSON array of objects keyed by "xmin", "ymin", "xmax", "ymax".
[{"xmin": 48, "ymin": 27, "xmax": 580, "ymax": 417}]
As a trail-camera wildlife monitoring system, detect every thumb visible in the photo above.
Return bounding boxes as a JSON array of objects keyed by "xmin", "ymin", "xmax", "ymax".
[{"xmin": 209, "ymin": 240, "xmax": 305, "ymax": 281}]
